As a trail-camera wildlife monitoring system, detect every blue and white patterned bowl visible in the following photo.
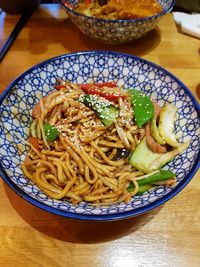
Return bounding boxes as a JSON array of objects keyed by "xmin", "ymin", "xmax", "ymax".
[
  {"xmin": 58, "ymin": 0, "xmax": 175, "ymax": 44},
  {"xmin": 0, "ymin": 51, "xmax": 199, "ymax": 221}
]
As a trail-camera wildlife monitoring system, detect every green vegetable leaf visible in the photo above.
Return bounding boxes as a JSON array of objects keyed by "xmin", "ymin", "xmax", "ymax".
[
  {"xmin": 99, "ymin": 105, "xmax": 118, "ymax": 126},
  {"xmin": 128, "ymin": 137, "xmax": 189, "ymax": 173},
  {"xmin": 43, "ymin": 122, "xmax": 59, "ymax": 142},
  {"xmin": 127, "ymin": 170, "xmax": 175, "ymax": 194},
  {"xmin": 151, "ymin": 113, "xmax": 166, "ymax": 145},
  {"xmin": 158, "ymin": 104, "xmax": 180, "ymax": 147},
  {"xmin": 127, "ymin": 89, "xmax": 154, "ymax": 128},
  {"xmin": 137, "ymin": 170, "xmax": 175, "ymax": 186},
  {"xmin": 79, "ymin": 94, "xmax": 118, "ymax": 127},
  {"xmin": 127, "ymin": 182, "xmax": 152, "ymax": 194},
  {"xmin": 127, "ymin": 182, "xmax": 134, "ymax": 192}
]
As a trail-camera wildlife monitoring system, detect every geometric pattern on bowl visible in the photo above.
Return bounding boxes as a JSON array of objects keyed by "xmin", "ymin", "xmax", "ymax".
[
  {"xmin": 58, "ymin": 0, "xmax": 175, "ymax": 44},
  {"xmin": 0, "ymin": 51, "xmax": 199, "ymax": 220}
]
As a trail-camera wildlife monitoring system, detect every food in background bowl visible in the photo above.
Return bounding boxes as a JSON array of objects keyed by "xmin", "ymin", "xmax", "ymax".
[
  {"xmin": 74, "ymin": 0, "xmax": 163, "ymax": 20},
  {"xmin": 0, "ymin": 51, "xmax": 199, "ymax": 221},
  {"xmin": 58, "ymin": 0, "xmax": 175, "ymax": 44}
]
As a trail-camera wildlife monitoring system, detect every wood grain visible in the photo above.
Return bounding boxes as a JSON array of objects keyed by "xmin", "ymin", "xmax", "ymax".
[{"xmin": 0, "ymin": 4, "xmax": 199, "ymax": 267}]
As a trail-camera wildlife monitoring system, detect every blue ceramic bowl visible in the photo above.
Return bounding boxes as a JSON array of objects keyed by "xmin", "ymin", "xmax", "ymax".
[
  {"xmin": 58, "ymin": 0, "xmax": 175, "ymax": 44},
  {"xmin": 0, "ymin": 51, "xmax": 199, "ymax": 221}
]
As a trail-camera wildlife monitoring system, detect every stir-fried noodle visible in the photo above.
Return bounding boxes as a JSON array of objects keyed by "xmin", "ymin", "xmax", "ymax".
[{"xmin": 22, "ymin": 80, "xmax": 177, "ymax": 205}]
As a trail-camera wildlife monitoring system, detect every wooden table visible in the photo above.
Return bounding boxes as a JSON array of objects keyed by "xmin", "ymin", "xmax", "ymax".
[{"xmin": 0, "ymin": 4, "xmax": 200, "ymax": 267}]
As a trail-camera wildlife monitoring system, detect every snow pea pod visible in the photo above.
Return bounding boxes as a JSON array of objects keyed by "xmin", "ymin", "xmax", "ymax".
[
  {"xmin": 127, "ymin": 89, "xmax": 154, "ymax": 128},
  {"xmin": 137, "ymin": 170, "xmax": 175, "ymax": 186},
  {"xmin": 127, "ymin": 170, "xmax": 175, "ymax": 194},
  {"xmin": 127, "ymin": 183, "xmax": 152, "ymax": 194}
]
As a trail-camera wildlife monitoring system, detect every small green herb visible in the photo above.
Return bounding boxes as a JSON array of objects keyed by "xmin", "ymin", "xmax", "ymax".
[{"xmin": 43, "ymin": 122, "xmax": 59, "ymax": 142}]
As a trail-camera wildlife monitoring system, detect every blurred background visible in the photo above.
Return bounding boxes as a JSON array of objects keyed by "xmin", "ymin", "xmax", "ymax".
[
  {"xmin": 38, "ymin": 0, "xmax": 200, "ymax": 12},
  {"xmin": 1, "ymin": 0, "xmax": 200, "ymax": 14}
]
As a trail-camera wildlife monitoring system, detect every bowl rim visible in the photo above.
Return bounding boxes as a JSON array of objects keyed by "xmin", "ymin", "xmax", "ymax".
[
  {"xmin": 58, "ymin": 0, "xmax": 176, "ymax": 23},
  {"xmin": 0, "ymin": 50, "xmax": 200, "ymax": 221}
]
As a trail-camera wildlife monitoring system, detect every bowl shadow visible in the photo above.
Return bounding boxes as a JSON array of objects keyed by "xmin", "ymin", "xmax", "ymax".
[
  {"xmin": 195, "ymin": 83, "xmax": 200, "ymax": 101},
  {"xmin": 73, "ymin": 24, "xmax": 162, "ymax": 56},
  {"xmin": 27, "ymin": 15, "xmax": 161, "ymax": 57},
  {"xmin": 4, "ymin": 183, "xmax": 162, "ymax": 244}
]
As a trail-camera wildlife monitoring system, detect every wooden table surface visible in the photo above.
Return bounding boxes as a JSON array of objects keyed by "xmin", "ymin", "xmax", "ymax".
[{"xmin": 0, "ymin": 4, "xmax": 199, "ymax": 267}]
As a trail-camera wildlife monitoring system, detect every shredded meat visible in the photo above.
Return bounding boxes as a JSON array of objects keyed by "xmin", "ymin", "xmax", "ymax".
[
  {"xmin": 145, "ymin": 123, "xmax": 167, "ymax": 154},
  {"xmin": 32, "ymin": 102, "xmax": 42, "ymax": 118}
]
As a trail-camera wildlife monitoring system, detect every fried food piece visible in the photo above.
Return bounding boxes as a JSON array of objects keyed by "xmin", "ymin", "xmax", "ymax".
[{"xmin": 75, "ymin": 0, "xmax": 163, "ymax": 20}]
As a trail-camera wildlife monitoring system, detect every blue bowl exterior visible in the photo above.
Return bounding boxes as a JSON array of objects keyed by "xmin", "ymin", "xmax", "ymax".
[
  {"xmin": 0, "ymin": 51, "xmax": 199, "ymax": 221},
  {"xmin": 58, "ymin": 0, "xmax": 176, "ymax": 44}
]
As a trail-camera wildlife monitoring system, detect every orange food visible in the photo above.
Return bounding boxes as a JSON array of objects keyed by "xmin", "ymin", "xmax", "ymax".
[
  {"xmin": 29, "ymin": 136, "xmax": 40, "ymax": 150},
  {"xmin": 74, "ymin": 0, "xmax": 163, "ymax": 20}
]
